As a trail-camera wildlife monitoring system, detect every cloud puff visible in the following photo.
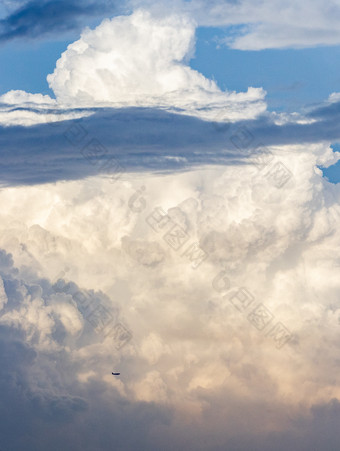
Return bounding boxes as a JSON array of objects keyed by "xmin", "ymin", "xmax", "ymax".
[
  {"xmin": 46, "ymin": 10, "xmax": 266, "ymax": 120},
  {"xmin": 0, "ymin": 90, "xmax": 95, "ymax": 127},
  {"xmin": 328, "ymin": 92, "xmax": 340, "ymax": 104},
  {"xmin": 0, "ymin": 90, "xmax": 56, "ymax": 105},
  {"xmin": 0, "ymin": 276, "xmax": 8, "ymax": 309}
]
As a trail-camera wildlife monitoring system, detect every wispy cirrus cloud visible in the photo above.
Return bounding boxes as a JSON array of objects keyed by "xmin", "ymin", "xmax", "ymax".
[{"xmin": 131, "ymin": 0, "xmax": 340, "ymax": 49}]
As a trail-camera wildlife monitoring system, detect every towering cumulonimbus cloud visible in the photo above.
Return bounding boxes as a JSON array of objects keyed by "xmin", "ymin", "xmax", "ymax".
[
  {"xmin": 1, "ymin": 6, "xmax": 340, "ymax": 450},
  {"xmin": 0, "ymin": 139, "xmax": 340, "ymax": 448}
]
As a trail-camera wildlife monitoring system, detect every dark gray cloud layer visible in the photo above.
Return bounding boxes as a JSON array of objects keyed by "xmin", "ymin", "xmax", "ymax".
[
  {"xmin": 0, "ymin": 104, "xmax": 339, "ymax": 186},
  {"xmin": 0, "ymin": 0, "xmax": 121, "ymax": 42}
]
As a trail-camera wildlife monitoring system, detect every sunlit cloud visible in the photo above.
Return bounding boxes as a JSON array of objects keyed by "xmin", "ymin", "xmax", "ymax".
[{"xmin": 1, "ymin": 6, "xmax": 340, "ymax": 451}]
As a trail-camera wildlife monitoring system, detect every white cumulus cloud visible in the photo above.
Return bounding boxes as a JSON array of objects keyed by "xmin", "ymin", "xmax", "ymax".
[
  {"xmin": 0, "ymin": 10, "xmax": 266, "ymax": 126},
  {"xmin": 46, "ymin": 9, "xmax": 266, "ymax": 120}
]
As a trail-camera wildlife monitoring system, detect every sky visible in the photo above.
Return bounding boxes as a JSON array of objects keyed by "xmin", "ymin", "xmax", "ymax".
[{"xmin": 1, "ymin": 1, "xmax": 340, "ymax": 450}]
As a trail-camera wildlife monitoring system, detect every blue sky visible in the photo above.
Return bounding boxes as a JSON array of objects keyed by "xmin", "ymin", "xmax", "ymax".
[
  {"xmin": 192, "ymin": 28, "xmax": 340, "ymax": 112},
  {"xmin": 0, "ymin": 39, "xmax": 70, "ymax": 95},
  {"xmin": 1, "ymin": 2, "xmax": 340, "ymax": 451}
]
